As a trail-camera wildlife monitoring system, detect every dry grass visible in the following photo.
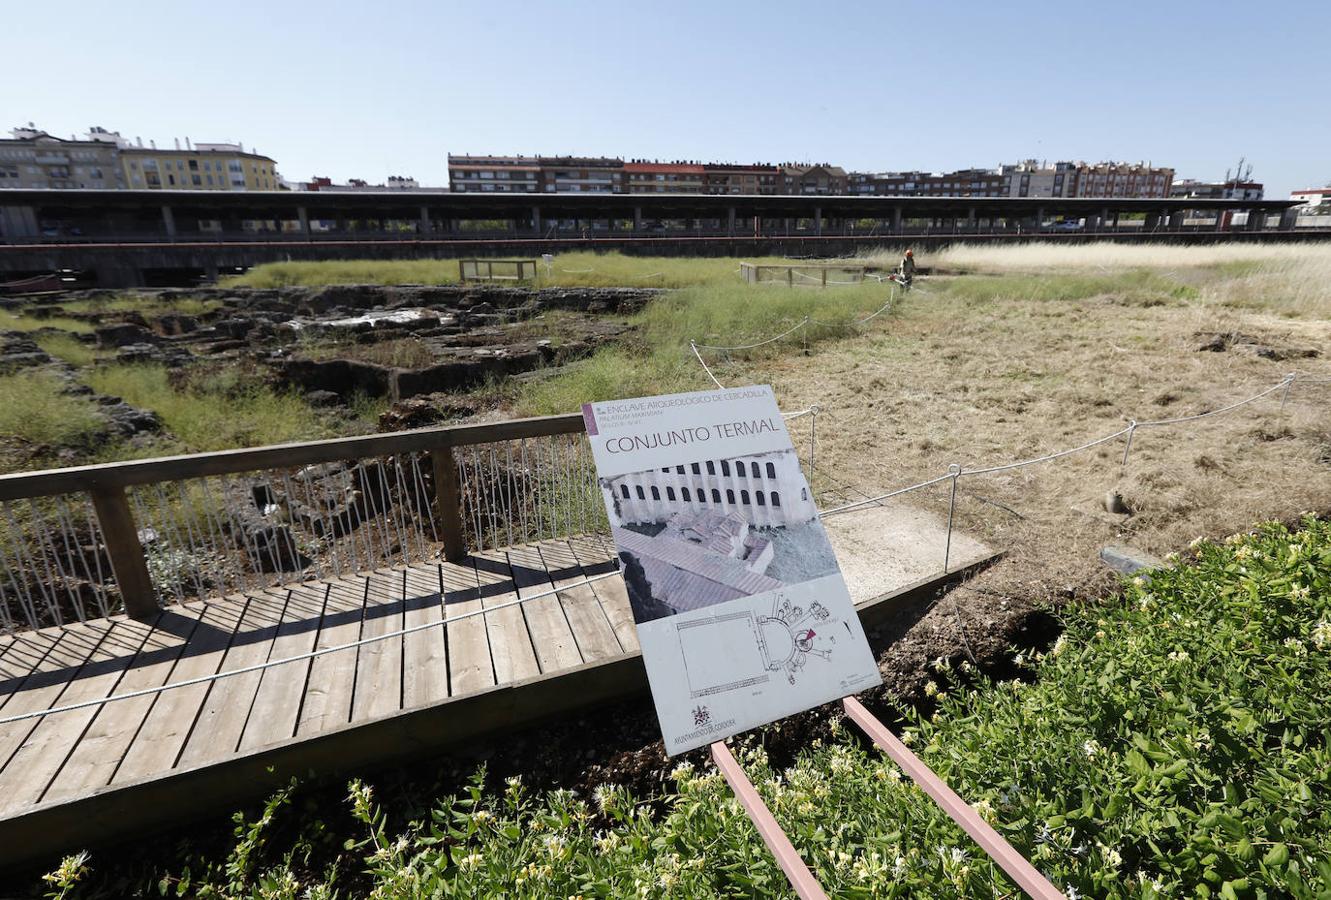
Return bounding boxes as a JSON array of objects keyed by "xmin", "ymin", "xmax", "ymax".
[{"xmin": 760, "ymin": 247, "xmax": 1331, "ymax": 609}]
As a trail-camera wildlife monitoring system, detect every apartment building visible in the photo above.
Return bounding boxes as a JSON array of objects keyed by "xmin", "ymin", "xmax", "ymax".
[
  {"xmin": 1290, "ymin": 187, "xmax": 1331, "ymax": 208},
  {"xmin": 120, "ymin": 140, "xmax": 278, "ymax": 191},
  {"xmin": 848, "ymin": 168, "xmax": 1006, "ymax": 197},
  {"xmin": 0, "ymin": 125, "xmax": 125, "ymax": 189},
  {"xmin": 624, "ymin": 161, "xmax": 704, "ymax": 193},
  {"xmin": 703, "ymin": 163, "xmax": 782, "ymax": 195},
  {"xmin": 781, "ymin": 164, "xmax": 847, "ymax": 195},
  {"xmin": 539, "ymin": 156, "xmax": 625, "ymax": 193},
  {"xmin": 447, "ymin": 155, "xmax": 541, "ymax": 193},
  {"xmin": 997, "ymin": 160, "xmax": 1174, "ymax": 198},
  {"xmin": 1170, "ymin": 179, "xmax": 1264, "ymax": 201}
]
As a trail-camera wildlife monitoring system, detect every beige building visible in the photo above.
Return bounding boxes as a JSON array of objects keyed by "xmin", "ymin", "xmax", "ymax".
[{"xmin": 120, "ymin": 141, "xmax": 278, "ymax": 191}]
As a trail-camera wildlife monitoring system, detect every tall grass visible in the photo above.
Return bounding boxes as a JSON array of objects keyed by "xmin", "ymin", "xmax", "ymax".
[
  {"xmin": 0, "ymin": 371, "xmax": 102, "ymax": 450},
  {"xmin": 57, "ymin": 295, "xmax": 221, "ymax": 317},
  {"xmin": 0, "ymin": 309, "xmax": 94, "ymax": 334},
  {"xmin": 32, "ymin": 332, "xmax": 97, "ymax": 367},
  {"xmin": 86, "ymin": 364, "xmax": 331, "ymax": 451},
  {"xmin": 517, "ymin": 281, "xmax": 888, "ymax": 414},
  {"xmin": 907, "ymin": 240, "xmax": 1331, "ymax": 274},
  {"xmin": 225, "ymin": 252, "xmax": 790, "ymax": 290}
]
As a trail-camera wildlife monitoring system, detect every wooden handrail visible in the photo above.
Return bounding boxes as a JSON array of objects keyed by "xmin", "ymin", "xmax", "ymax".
[{"xmin": 0, "ymin": 412, "xmax": 585, "ymax": 501}]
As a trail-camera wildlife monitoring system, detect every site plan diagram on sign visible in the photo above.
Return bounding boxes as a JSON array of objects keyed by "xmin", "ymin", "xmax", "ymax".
[{"xmin": 583, "ymin": 385, "xmax": 881, "ymax": 755}]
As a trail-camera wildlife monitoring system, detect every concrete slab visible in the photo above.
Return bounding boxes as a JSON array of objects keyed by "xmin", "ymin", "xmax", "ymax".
[{"xmin": 822, "ymin": 501, "xmax": 994, "ymax": 607}]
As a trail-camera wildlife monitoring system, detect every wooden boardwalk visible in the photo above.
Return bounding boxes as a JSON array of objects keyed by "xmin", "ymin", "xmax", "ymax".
[
  {"xmin": 0, "ymin": 534, "xmax": 644, "ymax": 868},
  {"xmin": 0, "ymin": 515, "xmax": 996, "ymax": 871}
]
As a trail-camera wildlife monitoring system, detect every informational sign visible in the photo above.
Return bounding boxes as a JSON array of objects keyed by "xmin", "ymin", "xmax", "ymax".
[{"xmin": 583, "ymin": 386, "xmax": 881, "ymax": 755}]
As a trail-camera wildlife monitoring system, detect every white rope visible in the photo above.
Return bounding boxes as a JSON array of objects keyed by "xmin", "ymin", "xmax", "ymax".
[
  {"xmin": 692, "ymin": 317, "xmax": 811, "ymax": 352},
  {"xmin": 0, "ymin": 570, "xmax": 623, "ymax": 726},
  {"xmin": 962, "ymin": 426, "xmax": 1135, "ymax": 478},
  {"xmin": 689, "ymin": 341, "xmax": 726, "ymax": 389},
  {"xmin": 1135, "ymin": 377, "xmax": 1291, "ymax": 427}
]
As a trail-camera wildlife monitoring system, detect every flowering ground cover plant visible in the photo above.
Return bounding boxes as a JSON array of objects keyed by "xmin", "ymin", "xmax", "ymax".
[{"xmin": 45, "ymin": 516, "xmax": 1331, "ymax": 898}]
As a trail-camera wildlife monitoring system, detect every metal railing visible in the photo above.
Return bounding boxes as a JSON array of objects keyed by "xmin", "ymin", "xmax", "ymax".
[{"xmin": 0, "ymin": 413, "xmax": 591, "ymax": 632}]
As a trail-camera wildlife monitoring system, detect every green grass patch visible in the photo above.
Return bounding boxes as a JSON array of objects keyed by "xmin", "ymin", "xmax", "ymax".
[
  {"xmin": 32, "ymin": 332, "xmax": 97, "ymax": 367},
  {"xmin": 0, "ymin": 309, "xmax": 94, "ymax": 334},
  {"xmin": 49, "ymin": 517, "xmax": 1331, "ymax": 896},
  {"xmin": 0, "ymin": 371, "xmax": 102, "ymax": 451},
  {"xmin": 56, "ymin": 294, "xmax": 221, "ymax": 317},
  {"xmin": 85, "ymin": 364, "xmax": 331, "ymax": 452}
]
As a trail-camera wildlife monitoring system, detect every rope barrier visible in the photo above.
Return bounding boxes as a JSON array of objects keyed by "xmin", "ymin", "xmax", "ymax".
[
  {"xmin": 820, "ymin": 373, "xmax": 1317, "ymax": 520},
  {"xmin": 693, "ymin": 317, "xmax": 812, "ymax": 352}
]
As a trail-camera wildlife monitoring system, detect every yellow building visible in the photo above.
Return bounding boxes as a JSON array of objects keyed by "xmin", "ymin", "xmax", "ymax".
[{"xmin": 120, "ymin": 142, "xmax": 278, "ymax": 191}]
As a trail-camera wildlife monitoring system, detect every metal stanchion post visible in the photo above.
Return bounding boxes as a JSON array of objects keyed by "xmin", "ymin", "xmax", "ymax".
[{"xmin": 944, "ymin": 464, "xmax": 961, "ymax": 572}]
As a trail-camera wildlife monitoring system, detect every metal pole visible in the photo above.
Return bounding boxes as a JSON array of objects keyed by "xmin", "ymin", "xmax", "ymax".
[
  {"xmin": 1120, "ymin": 420, "xmax": 1138, "ymax": 468},
  {"xmin": 1280, "ymin": 373, "xmax": 1296, "ymax": 413},
  {"xmin": 841, "ymin": 698, "xmax": 1066, "ymax": 900},
  {"xmin": 943, "ymin": 464, "xmax": 960, "ymax": 572},
  {"xmin": 710, "ymin": 741, "xmax": 829, "ymax": 900}
]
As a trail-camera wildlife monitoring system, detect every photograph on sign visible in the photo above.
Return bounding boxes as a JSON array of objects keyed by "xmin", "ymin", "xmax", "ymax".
[{"xmin": 583, "ymin": 385, "xmax": 881, "ymax": 755}]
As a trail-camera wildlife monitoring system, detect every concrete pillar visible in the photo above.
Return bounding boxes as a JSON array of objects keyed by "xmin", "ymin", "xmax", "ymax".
[
  {"xmin": 161, "ymin": 205, "xmax": 177, "ymax": 239},
  {"xmin": 813, "ymin": 206, "xmax": 822, "ymax": 236},
  {"xmin": 1035, "ymin": 207, "xmax": 1045, "ymax": 231},
  {"xmin": 297, "ymin": 206, "xmax": 311, "ymax": 237},
  {"xmin": 966, "ymin": 206, "xmax": 976, "ymax": 230},
  {"xmin": 1144, "ymin": 213, "xmax": 1160, "ymax": 231},
  {"xmin": 633, "ymin": 206, "xmax": 642, "ymax": 232},
  {"xmin": 1101, "ymin": 207, "xmax": 1110, "ymax": 232},
  {"xmin": 727, "ymin": 206, "xmax": 736, "ymax": 236},
  {"xmin": 531, "ymin": 205, "xmax": 541, "ymax": 234},
  {"xmin": 419, "ymin": 205, "xmax": 433, "ymax": 234},
  {"xmin": 892, "ymin": 207, "xmax": 902, "ymax": 233},
  {"xmin": 204, "ymin": 264, "xmax": 219, "ymax": 283}
]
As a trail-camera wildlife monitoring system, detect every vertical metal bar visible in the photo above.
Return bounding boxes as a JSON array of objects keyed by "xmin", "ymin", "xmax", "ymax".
[
  {"xmin": 51, "ymin": 496, "xmax": 94, "ymax": 620},
  {"xmin": 1120, "ymin": 421, "xmax": 1137, "ymax": 468},
  {"xmin": 80, "ymin": 497, "xmax": 112, "ymax": 613},
  {"xmin": 503, "ymin": 442, "xmax": 516, "ymax": 549},
  {"xmin": 710, "ymin": 741, "xmax": 829, "ymax": 900},
  {"xmin": 17, "ymin": 500, "xmax": 64, "ymax": 625},
  {"xmin": 1280, "ymin": 373, "xmax": 1296, "ymax": 413},
  {"xmin": 841, "ymin": 697, "xmax": 1065, "ymax": 900},
  {"xmin": 944, "ymin": 464, "xmax": 961, "ymax": 573}
]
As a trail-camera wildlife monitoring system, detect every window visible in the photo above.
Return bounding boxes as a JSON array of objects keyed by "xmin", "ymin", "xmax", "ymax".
[
  {"xmin": 682, "ymin": 488, "xmax": 691, "ymax": 502},
  {"xmin": 188, "ymin": 159, "xmax": 199, "ymax": 171},
  {"xmin": 726, "ymin": 489, "xmax": 735, "ymax": 504},
  {"xmin": 635, "ymin": 485, "xmax": 645, "ymax": 500},
  {"xmin": 756, "ymin": 492, "xmax": 766, "ymax": 506},
  {"xmin": 675, "ymin": 465, "xmax": 684, "ymax": 475},
  {"xmin": 166, "ymin": 174, "xmax": 174, "ymax": 185},
  {"xmin": 706, "ymin": 461, "xmax": 715, "ymax": 475},
  {"xmin": 801, "ymin": 487, "xmax": 808, "ymax": 501},
  {"xmin": 766, "ymin": 462, "xmax": 776, "ymax": 479},
  {"xmin": 771, "ymin": 492, "xmax": 781, "ymax": 507},
  {"xmin": 690, "ymin": 463, "xmax": 700, "ymax": 475},
  {"xmin": 720, "ymin": 460, "xmax": 730, "ymax": 476},
  {"xmin": 733, "ymin": 460, "xmax": 745, "ymax": 476},
  {"xmin": 740, "ymin": 490, "xmax": 750, "ymax": 505},
  {"xmin": 711, "ymin": 489, "xmax": 721, "ymax": 503},
  {"xmin": 751, "ymin": 462, "xmax": 761, "ymax": 479},
  {"xmin": 619, "ymin": 484, "xmax": 629, "ymax": 499},
  {"xmin": 650, "ymin": 486, "xmax": 660, "ymax": 500},
  {"xmin": 192, "ymin": 174, "xmax": 202, "ymax": 186},
  {"xmin": 667, "ymin": 486, "xmax": 676, "ymax": 501}
]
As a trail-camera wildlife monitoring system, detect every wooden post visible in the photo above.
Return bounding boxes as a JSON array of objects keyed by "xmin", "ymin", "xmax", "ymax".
[
  {"xmin": 89, "ymin": 486, "xmax": 158, "ymax": 621},
  {"xmin": 711, "ymin": 741, "xmax": 828, "ymax": 899},
  {"xmin": 821, "ymin": 267, "xmax": 827, "ymax": 287},
  {"xmin": 787, "ymin": 267, "xmax": 793, "ymax": 288},
  {"xmin": 430, "ymin": 447, "xmax": 466, "ymax": 562}
]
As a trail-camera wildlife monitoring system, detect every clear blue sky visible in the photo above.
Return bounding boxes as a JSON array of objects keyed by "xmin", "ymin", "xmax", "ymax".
[{"xmin": 6, "ymin": 0, "xmax": 1328, "ymax": 197}]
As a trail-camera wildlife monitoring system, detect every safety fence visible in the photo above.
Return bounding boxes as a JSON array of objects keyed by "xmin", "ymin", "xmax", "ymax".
[{"xmin": 739, "ymin": 261, "xmax": 893, "ymax": 287}]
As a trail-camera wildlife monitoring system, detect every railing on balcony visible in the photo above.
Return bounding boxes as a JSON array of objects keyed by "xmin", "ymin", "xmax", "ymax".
[{"xmin": 0, "ymin": 413, "xmax": 603, "ymax": 633}]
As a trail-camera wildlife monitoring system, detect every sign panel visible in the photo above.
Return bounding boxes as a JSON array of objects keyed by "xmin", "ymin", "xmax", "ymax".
[{"xmin": 583, "ymin": 386, "xmax": 881, "ymax": 755}]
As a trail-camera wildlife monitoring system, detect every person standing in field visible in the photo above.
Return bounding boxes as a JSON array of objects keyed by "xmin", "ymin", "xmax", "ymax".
[{"xmin": 898, "ymin": 248, "xmax": 917, "ymax": 286}]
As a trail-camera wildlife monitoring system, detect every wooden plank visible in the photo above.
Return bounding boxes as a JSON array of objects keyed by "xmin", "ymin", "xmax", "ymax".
[
  {"xmin": 0, "ymin": 626, "xmax": 73, "ymax": 694},
  {"xmin": 236, "ymin": 582, "xmax": 328, "ymax": 753},
  {"xmin": 402, "ymin": 565, "xmax": 448, "ymax": 709},
  {"xmin": 502, "ymin": 545, "xmax": 583, "ymax": 673},
  {"xmin": 534, "ymin": 539, "xmax": 624, "ymax": 662},
  {"xmin": 175, "ymin": 590, "xmax": 290, "ymax": 769},
  {"xmin": 0, "ymin": 413, "xmax": 585, "ymax": 502},
  {"xmin": 350, "ymin": 571, "xmax": 404, "ymax": 723},
  {"xmin": 440, "ymin": 559, "xmax": 494, "ymax": 696},
  {"xmin": 295, "ymin": 577, "xmax": 367, "ymax": 736},
  {"xmin": 112, "ymin": 597, "xmax": 250, "ymax": 785},
  {"xmin": 470, "ymin": 550, "xmax": 540, "ymax": 683},
  {"xmin": 0, "ymin": 617, "xmax": 158, "ymax": 815},
  {"xmin": 567, "ymin": 534, "xmax": 640, "ymax": 653},
  {"xmin": 42, "ymin": 607, "xmax": 203, "ymax": 804},
  {"xmin": 0, "ymin": 624, "xmax": 112, "ymax": 770}
]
